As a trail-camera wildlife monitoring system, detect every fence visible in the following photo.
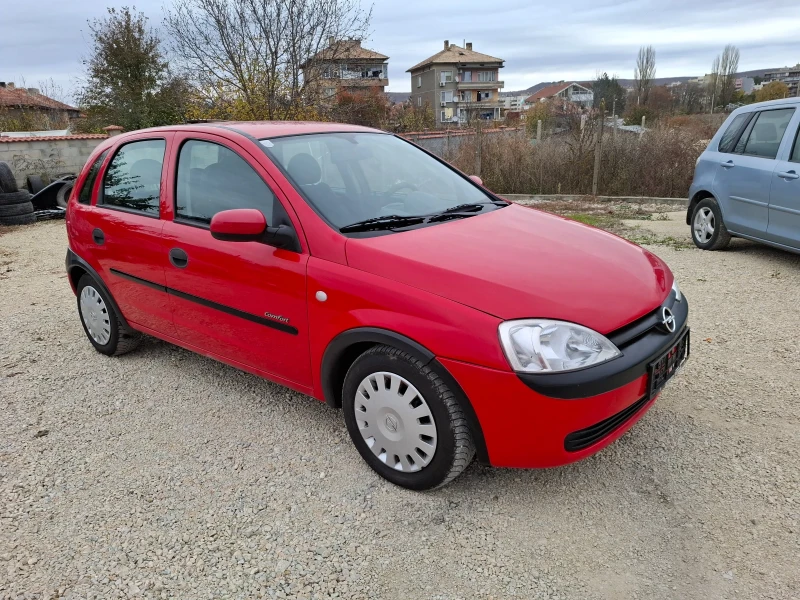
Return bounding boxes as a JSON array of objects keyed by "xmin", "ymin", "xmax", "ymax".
[
  {"xmin": 401, "ymin": 127, "xmax": 522, "ymax": 159},
  {"xmin": 0, "ymin": 134, "xmax": 108, "ymax": 186}
]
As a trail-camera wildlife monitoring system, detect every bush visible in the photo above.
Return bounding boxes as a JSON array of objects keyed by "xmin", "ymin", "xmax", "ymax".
[{"xmin": 443, "ymin": 116, "xmax": 713, "ymax": 198}]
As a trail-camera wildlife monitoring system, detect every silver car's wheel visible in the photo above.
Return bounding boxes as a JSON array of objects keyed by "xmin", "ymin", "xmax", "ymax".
[
  {"xmin": 353, "ymin": 371, "xmax": 437, "ymax": 473},
  {"xmin": 693, "ymin": 206, "xmax": 714, "ymax": 244},
  {"xmin": 79, "ymin": 285, "xmax": 111, "ymax": 345}
]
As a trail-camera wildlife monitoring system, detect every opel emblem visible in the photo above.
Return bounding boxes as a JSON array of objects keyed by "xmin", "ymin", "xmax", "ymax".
[
  {"xmin": 661, "ymin": 307, "xmax": 676, "ymax": 333},
  {"xmin": 385, "ymin": 415, "xmax": 398, "ymax": 432}
]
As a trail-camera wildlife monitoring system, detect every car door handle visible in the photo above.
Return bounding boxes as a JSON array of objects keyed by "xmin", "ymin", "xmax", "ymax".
[
  {"xmin": 92, "ymin": 228, "xmax": 105, "ymax": 245},
  {"xmin": 777, "ymin": 170, "xmax": 799, "ymax": 180},
  {"xmin": 169, "ymin": 248, "xmax": 189, "ymax": 268},
  {"xmin": 720, "ymin": 160, "xmax": 735, "ymax": 169}
]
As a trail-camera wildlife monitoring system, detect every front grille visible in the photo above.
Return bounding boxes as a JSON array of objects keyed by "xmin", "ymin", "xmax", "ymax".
[{"xmin": 564, "ymin": 394, "xmax": 650, "ymax": 452}]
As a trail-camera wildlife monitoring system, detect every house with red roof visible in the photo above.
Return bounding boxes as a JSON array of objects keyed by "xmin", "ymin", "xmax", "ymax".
[
  {"xmin": 526, "ymin": 82, "xmax": 594, "ymax": 109},
  {"xmin": 0, "ymin": 82, "xmax": 80, "ymax": 130}
]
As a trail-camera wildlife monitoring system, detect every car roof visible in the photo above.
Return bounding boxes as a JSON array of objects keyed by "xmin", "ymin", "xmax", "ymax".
[
  {"xmin": 733, "ymin": 96, "xmax": 800, "ymax": 113},
  {"xmin": 115, "ymin": 121, "xmax": 386, "ymax": 140}
]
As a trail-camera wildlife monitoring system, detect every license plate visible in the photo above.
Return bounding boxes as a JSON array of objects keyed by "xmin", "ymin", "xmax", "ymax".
[{"xmin": 648, "ymin": 329, "xmax": 690, "ymax": 398}]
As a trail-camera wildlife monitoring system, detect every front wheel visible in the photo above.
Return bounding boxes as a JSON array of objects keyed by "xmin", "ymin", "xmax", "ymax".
[
  {"xmin": 342, "ymin": 345, "xmax": 475, "ymax": 490},
  {"xmin": 691, "ymin": 197, "xmax": 731, "ymax": 250}
]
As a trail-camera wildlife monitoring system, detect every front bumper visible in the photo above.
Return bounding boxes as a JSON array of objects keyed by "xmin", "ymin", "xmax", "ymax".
[{"xmin": 443, "ymin": 294, "xmax": 689, "ymax": 469}]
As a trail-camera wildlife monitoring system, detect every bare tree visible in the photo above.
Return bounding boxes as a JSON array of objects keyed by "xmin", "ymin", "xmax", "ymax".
[
  {"xmin": 708, "ymin": 45, "xmax": 740, "ymax": 112},
  {"xmin": 164, "ymin": 0, "xmax": 372, "ymax": 120},
  {"xmin": 634, "ymin": 45, "xmax": 656, "ymax": 105}
]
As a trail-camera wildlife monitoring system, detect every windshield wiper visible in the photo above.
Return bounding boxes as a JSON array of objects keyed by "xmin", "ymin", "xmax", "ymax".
[{"xmin": 339, "ymin": 214, "xmax": 426, "ymax": 233}]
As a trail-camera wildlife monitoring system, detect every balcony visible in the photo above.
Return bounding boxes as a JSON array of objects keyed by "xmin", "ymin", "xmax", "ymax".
[
  {"xmin": 339, "ymin": 78, "xmax": 389, "ymax": 88},
  {"xmin": 457, "ymin": 80, "xmax": 504, "ymax": 90},
  {"xmin": 323, "ymin": 66, "xmax": 388, "ymax": 87}
]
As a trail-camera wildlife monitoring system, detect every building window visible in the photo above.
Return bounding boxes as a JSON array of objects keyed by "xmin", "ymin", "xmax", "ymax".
[
  {"xmin": 323, "ymin": 87, "xmax": 336, "ymax": 98},
  {"xmin": 417, "ymin": 76, "xmax": 422, "ymax": 88},
  {"xmin": 461, "ymin": 71, "xmax": 472, "ymax": 82},
  {"xmin": 478, "ymin": 71, "xmax": 496, "ymax": 82},
  {"xmin": 417, "ymin": 96, "xmax": 422, "ymax": 107},
  {"xmin": 440, "ymin": 70, "xmax": 453, "ymax": 84},
  {"xmin": 440, "ymin": 110, "xmax": 446, "ymax": 122},
  {"xmin": 440, "ymin": 90, "xmax": 453, "ymax": 103}
]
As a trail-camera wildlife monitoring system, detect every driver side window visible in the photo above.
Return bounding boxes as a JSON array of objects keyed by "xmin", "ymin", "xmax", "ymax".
[{"xmin": 175, "ymin": 140, "xmax": 274, "ymax": 226}]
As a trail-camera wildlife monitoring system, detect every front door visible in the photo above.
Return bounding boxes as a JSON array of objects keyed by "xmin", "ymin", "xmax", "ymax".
[
  {"xmin": 767, "ymin": 112, "xmax": 800, "ymax": 249},
  {"xmin": 712, "ymin": 108, "xmax": 796, "ymax": 238},
  {"xmin": 161, "ymin": 132, "xmax": 311, "ymax": 387},
  {"xmin": 84, "ymin": 135, "xmax": 176, "ymax": 335}
]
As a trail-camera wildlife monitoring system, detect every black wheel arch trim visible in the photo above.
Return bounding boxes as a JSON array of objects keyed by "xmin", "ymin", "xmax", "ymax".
[
  {"xmin": 65, "ymin": 248, "xmax": 131, "ymax": 329},
  {"xmin": 321, "ymin": 327, "xmax": 490, "ymax": 464},
  {"xmin": 518, "ymin": 296, "xmax": 689, "ymax": 399}
]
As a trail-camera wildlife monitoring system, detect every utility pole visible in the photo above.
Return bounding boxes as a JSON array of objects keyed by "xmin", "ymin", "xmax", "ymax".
[
  {"xmin": 611, "ymin": 97, "xmax": 617, "ymax": 141},
  {"xmin": 592, "ymin": 101, "xmax": 606, "ymax": 197}
]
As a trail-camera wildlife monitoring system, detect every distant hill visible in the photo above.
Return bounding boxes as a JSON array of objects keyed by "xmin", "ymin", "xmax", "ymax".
[
  {"xmin": 386, "ymin": 91, "xmax": 411, "ymax": 104},
  {"xmin": 501, "ymin": 68, "xmax": 780, "ymax": 97}
]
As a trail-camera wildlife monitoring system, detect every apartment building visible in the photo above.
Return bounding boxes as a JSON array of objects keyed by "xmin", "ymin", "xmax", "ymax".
[
  {"xmin": 763, "ymin": 66, "xmax": 800, "ymax": 97},
  {"xmin": 501, "ymin": 94, "xmax": 530, "ymax": 111},
  {"xmin": 407, "ymin": 41, "xmax": 504, "ymax": 125},
  {"xmin": 301, "ymin": 38, "xmax": 389, "ymax": 100}
]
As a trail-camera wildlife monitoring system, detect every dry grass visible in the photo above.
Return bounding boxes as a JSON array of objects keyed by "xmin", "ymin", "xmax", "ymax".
[{"xmin": 445, "ymin": 115, "xmax": 725, "ymax": 199}]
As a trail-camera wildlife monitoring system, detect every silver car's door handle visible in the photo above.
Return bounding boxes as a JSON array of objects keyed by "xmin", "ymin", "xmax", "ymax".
[
  {"xmin": 720, "ymin": 160, "xmax": 735, "ymax": 169},
  {"xmin": 777, "ymin": 170, "xmax": 799, "ymax": 180}
]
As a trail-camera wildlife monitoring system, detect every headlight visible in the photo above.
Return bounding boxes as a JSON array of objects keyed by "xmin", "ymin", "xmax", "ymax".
[
  {"xmin": 498, "ymin": 320, "xmax": 621, "ymax": 374},
  {"xmin": 672, "ymin": 279, "xmax": 682, "ymax": 302}
]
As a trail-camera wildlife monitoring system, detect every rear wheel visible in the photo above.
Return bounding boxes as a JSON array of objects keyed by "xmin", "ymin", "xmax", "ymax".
[
  {"xmin": 342, "ymin": 345, "xmax": 474, "ymax": 490},
  {"xmin": 691, "ymin": 197, "xmax": 731, "ymax": 250},
  {"xmin": 76, "ymin": 274, "xmax": 141, "ymax": 356}
]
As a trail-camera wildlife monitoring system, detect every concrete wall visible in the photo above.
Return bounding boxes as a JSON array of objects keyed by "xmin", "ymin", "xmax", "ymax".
[{"xmin": 0, "ymin": 135, "xmax": 108, "ymax": 187}]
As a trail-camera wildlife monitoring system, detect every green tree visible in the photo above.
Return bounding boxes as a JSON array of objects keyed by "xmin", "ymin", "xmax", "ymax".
[
  {"xmin": 755, "ymin": 81, "xmax": 790, "ymax": 102},
  {"xmin": 77, "ymin": 7, "xmax": 189, "ymax": 132},
  {"xmin": 592, "ymin": 72, "xmax": 626, "ymax": 114},
  {"xmin": 525, "ymin": 100, "xmax": 554, "ymax": 136}
]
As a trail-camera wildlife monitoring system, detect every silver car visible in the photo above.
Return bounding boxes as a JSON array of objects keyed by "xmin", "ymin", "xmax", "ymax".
[{"xmin": 687, "ymin": 97, "xmax": 800, "ymax": 253}]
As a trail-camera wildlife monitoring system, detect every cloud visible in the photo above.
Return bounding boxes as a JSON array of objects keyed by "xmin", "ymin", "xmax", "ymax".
[{"xmin": 1, "ymin": 0, "xmax": 797, "ymax": 99}]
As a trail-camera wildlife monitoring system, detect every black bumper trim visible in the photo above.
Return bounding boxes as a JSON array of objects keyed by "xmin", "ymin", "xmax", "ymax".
[
  {"xmin": 517, "ymin": 296, "xmax": 689, "ymax": 400},
  {"xmin": 564, "ymin": 394, "xmax": 650, "ymax": 452}
]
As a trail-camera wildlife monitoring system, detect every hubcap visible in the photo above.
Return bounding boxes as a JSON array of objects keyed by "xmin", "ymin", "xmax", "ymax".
[
  {"xmin": 693, "ymin": 207, "xmax": 715, "ymax": 243},
  {"xmin": 79, "ymin": 286, "xmax": 111, "ymax": 345},
  {"xmin": 353, "ymin": 372, "xmax": 437, "ymax": 472}
]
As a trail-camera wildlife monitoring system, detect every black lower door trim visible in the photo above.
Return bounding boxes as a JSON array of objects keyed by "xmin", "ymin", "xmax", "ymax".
[{"xmin": 109, "ymin": 268, "xmax": 298, "ymax": 336}]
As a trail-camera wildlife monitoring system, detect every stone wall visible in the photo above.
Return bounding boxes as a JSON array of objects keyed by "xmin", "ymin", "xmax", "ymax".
[{"xmin": 0, "ymin": 135, "xmax": 108, "ymax": 187}]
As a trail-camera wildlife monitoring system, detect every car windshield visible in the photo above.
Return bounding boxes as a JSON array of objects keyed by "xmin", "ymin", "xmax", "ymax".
[{"xmin": 260, "ymin": 132, "xmax": 502, "ymax": 231}]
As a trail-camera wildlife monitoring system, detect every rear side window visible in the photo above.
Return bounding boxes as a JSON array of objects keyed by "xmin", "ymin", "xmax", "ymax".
[
  {"xmin": 718, "ymin": 113, "xmax": 751, "ymax": 153},
  {"xmin": 175, "ymin": 140, "xmax": 274, "ymax": 226},
  {"xmin": 742, "ymin": 108, "xmax": 795, "ymax": 159},
  {"xmin": 102, "ymin": 139, "xmax": 166, "ymax": 217},
  {"xmin": 78, "ymin": 150, "xmax": 108, "ymax": 205}
]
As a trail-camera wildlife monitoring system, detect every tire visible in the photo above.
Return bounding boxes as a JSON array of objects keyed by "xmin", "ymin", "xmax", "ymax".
[
  {"xmin": 691, "ymin": 197, "xmax": 731, "ymax": 251},
  {"xmin": 0, "ymin": 190, "xmax": 33, "ymax": 206},
  {"xmin": 0, "ymin": 212, "xmax": 36, "ymax": 226},
  {"xmin": 0, "ymin": 162, "xmax": 17, "ymax": 193},
  {"xmin": 55, "ymin": 182, "xmax": 74, "ymax": 208},
  {"xmin": 342, "ymin": 345, "xmax": 475, "ymax": 490},
  {"xmin": 76, "ymin": 274, "xmax": 141, "ymax": 356},
  {"xmin": 0, "ymin": 201, "xmax": 34, "ymax": 217},
  {"xmin": 26, "ymin": 175, "xmax": 45, "ymax": 194}
]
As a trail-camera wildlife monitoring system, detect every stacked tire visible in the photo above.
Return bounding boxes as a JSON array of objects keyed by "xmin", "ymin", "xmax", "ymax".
[{"xmin": 0, "ymin": 162, "xmax": 36, "ymax": 226}]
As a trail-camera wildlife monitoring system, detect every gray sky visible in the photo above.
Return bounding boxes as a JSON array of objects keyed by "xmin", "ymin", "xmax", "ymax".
[{"xmin": 1, "ymin": 0, "xmax": 798, "ymax": 102}]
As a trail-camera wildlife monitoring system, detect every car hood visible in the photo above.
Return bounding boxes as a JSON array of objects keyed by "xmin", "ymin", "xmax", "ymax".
[{"xmin": 344, "ymin": 204, "xmax": 672, "ymax": 334}]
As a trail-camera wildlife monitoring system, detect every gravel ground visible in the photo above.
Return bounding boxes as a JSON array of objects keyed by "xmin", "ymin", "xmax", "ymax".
[{"xmin": 1, "ymin": 217, "xmax": 799, "ymax": 600}]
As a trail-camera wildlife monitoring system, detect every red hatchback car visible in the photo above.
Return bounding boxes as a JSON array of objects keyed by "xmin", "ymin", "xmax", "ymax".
[{"xmin": 65, "ymin": 122, "xmax": 689, "ymax": 489}]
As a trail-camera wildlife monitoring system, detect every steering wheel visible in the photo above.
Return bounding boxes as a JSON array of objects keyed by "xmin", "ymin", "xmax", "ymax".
[{"xmin": 385, "ymin": 181, "xmax": 418, "ymax": 197}]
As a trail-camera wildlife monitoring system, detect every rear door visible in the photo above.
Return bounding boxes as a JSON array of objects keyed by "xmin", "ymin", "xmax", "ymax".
[
  {"xmin": 79, "ymin": 134, "xmax": 176, "ymax": 335},
  {"xmin": 711, "ymin": 109, "xmax": 794, "ymax": 237},
  {"xmin": 766, "ymin": 107, "xmax": 800, "ymax": 248},
  {"xmin": 161, "ymin": 131, "xmax": 312, "ymax": 387}
]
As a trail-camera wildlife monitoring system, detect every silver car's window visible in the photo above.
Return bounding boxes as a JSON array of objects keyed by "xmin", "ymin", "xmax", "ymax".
[
  {"xmin": 791, "ymin": 123, "xmax": 800, "ymax": 163},
  {"xmin": 261, "ymin": 132, "xmax": 493, "ymax": 229},
  {"xmin": 742, "ymin": 108, "xmax": 795, "ymax": 159}
]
